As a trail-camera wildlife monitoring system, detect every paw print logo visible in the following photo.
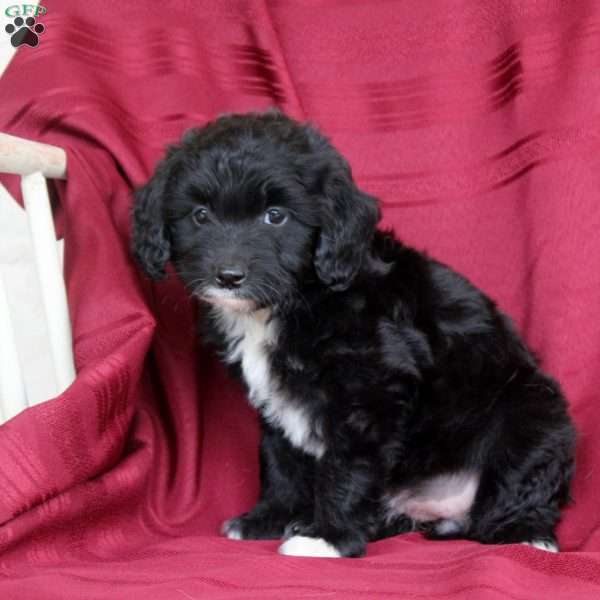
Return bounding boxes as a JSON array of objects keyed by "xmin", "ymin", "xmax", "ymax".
[{"xmin": 5, "ymin": 16, "xmax": 45, "ymax": 48}]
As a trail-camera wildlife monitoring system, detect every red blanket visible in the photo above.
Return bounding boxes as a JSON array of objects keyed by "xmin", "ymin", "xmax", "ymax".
[{"xmin": 1, "ymin": 1, "xmax": 599, "ymax": 597}]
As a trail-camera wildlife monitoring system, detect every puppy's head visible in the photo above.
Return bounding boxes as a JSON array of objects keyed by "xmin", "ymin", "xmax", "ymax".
[{"xmin": 132, "ymin": 111, "xmax": 380, "ymax": 312}]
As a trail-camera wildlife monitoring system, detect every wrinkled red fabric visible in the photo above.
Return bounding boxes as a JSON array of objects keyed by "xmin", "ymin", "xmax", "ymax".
[{"xmin": 1, "ymin": 1, "xmax": 599, "ymax": 598}]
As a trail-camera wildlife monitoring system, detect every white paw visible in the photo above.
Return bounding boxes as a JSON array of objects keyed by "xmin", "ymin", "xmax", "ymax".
[
  {"xmin": 278, "ymin": 535, "xmax": 341, "ymax": 558},
  {"xmin": 521, "ymin": 540, "xmax": 558, "ymax": 553},
  {"xmin": 221, "ymin": 520, "xmax": 243, "ymax": 540},
  {"xmin": 434, "ymin": 519, "xmax": 463, "ymax": 536}
]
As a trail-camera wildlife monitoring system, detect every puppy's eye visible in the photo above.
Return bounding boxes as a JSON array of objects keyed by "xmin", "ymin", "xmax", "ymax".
[
  {"xmin": 264, "ymin": 208, "xmax": 288, "ymax": 226},
  {"xmin": 192, "ymin": 207, "xmax": 209, "ymax": 225}
]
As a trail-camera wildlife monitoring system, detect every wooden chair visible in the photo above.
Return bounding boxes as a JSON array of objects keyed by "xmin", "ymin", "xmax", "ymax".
[{"xmin": 0, "ymin": 132, "xmax": 75, "ymax": 422}]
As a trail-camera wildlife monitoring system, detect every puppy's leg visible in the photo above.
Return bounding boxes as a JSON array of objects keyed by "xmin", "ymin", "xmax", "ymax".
[
  {"xmin": 466, "ymin": 374, "xmax": 575, "ymax": 551},
  {"xmin": 279, "ymin": 452, "xmax": 381, "ymax": 558},
  {"xmin": 467, "ymin": 443, "xmax": 573, "ymax": 550},
  {"xmin": 466, "ymin": 469, "xmax": 563, "ymax": 550},
  {"xmin": 223, "ymin": 421, "xmax": 315, "ymax": 540}
]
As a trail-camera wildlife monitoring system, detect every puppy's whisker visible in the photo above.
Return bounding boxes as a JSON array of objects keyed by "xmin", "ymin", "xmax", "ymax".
[
  {"xmin": 290, "ymin": 281, "xmax": 313, "ymax": 315},
  {"xmin": 260, "ymin": 281, "xmax": 284, "ymax": 304},
  {"xmin": 183, "ymin": 277, "xmax": 206, "ymax": 288}
]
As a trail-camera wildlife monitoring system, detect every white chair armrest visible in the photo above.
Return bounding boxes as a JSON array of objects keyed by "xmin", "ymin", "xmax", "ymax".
[{"xmin": 0, "ymin": 132, "xmax": 66, "ymax": 179}]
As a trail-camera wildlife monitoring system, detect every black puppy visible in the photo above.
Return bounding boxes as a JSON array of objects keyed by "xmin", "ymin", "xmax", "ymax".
[{"xmin": 132, "ymin": 111, "xmax": 575, "ymax": 557}]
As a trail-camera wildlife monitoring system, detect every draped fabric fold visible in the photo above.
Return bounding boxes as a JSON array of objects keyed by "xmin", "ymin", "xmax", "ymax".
[{"xmin": 0, "ymin": 1, "xmax": 599, "ymax": 597}]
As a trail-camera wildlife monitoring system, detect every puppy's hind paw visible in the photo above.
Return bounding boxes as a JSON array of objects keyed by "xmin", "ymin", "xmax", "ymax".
[{"xmin": 521, "ymin": 540, "xmax": 559, "ymax": 553}]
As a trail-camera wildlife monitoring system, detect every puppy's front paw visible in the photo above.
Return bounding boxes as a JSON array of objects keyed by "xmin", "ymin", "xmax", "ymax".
[
  {"xmin": 278, "ymin": 535, "xmax": 342, "ymax": 558},
  {"xmin": 221, "ymin": 511, "xmax": 288, "ymax": 540},
  {"xmin": 222, "ymin": 518, "xmax": 244, "ymax": 540},
  {"xmin": 283, "ymin": 519, "xmax": 316, "ymax": 540}
]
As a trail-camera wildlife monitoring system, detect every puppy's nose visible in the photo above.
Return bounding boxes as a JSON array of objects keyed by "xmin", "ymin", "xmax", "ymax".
[{"xmin": 216, "ymin": 267, "xmax": 246, "ymax": 288}]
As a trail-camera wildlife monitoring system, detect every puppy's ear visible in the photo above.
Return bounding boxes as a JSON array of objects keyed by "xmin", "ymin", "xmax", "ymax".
[
  {"xmin": 313, "ymin": 160, "xmax": 380, "ymax": 291},
  {"xmin": 131, "ymin": 153, "xmax": 177, "ymax": 280}
]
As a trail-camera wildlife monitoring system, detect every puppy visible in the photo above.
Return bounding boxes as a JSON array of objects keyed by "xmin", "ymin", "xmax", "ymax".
[{"xmin": 132, "ymin": 110, "xmax": 575, "ymax": 558}]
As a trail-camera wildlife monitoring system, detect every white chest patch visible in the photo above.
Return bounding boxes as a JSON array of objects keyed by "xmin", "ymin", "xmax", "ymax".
[{"xmin": 213, "ymin": 307, "xmax": 324, "ymax": 458}]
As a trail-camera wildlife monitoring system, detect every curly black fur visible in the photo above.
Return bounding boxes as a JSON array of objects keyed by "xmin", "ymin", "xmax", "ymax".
[{"xmin": 132, "ymin": 110, "xmax": 575, "ymax": 557}]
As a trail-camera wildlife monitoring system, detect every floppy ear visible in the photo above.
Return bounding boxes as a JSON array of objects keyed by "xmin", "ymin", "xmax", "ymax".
[
  {"xmin": 313, "ymin": 160, "xmax": 380, "ymax": 291},
  {"xmin": 131, "ymin": 155, "xmax": 176, "ymax": 280}
]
